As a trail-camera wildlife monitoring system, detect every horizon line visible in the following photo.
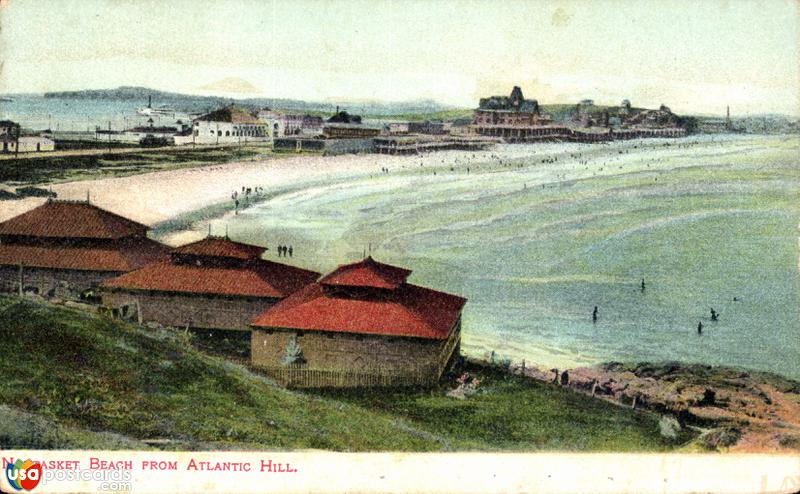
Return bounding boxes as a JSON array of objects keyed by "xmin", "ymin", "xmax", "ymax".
[{"xmin": 1, "ymin": 85, "xmax": 798, "ymax": 119}]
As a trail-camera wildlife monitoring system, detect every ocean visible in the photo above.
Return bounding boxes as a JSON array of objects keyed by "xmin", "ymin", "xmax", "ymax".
[
  {"xmin": 170, "ymin": 135, "xmax": 800, "ymax": 379},
  {"xmin": 0, "ymin": 94, "xmax": 194, "ymax": 132}
]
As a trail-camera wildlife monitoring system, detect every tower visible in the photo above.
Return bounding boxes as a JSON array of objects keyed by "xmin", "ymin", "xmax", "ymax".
[{"xmin": 725, "ymin": 105, "xmax": 732, "ymax": 130}]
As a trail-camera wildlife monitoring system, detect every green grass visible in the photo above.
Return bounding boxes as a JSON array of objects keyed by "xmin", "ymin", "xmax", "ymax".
[
  {"xmin": 0, "ymin": 146, "xmax": 273, "ymax": 185},
  {"xmin": 0, "ymin": 296, "xmax": 439, "ymax": 451},
  {"xmin": 317, "ymin": 363, "xmax": 690, "ymax": 451},
  {"xmin": 0, "ymin": 296, "xmax": 687, "ymax": 451}
]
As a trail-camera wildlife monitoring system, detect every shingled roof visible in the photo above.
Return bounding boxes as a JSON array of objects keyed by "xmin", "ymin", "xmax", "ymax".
[
  {"xmin": 194, "ymin": 106, "xmax": 260, "ymax": 124},
  {"xmin": 318, "ymin": 256, "xmax": 412, "ymax": 290},
  {"xmin": 0, "ymin": 237, "xmax": 168, "ymax": 272},
  {"xmin": 102, "ymin": 237, "xmax": 319, "ymax": 298},
  {"xmin": 0, "ymin": 200, "xmax": 149, "ymax": 239},
  {"xmin": 172, "ymin": 236, "xmax": 265, "ymax": 260},
  {"xmin": 478, "ymin": 86, "xmax": 539, "ymax": 113},
  {"xmin": 251, "ymin": 258, "xmax": 466, "ymax": 339},
  {"xmin": 101, "ymin": 258, "xmax": 320, "ymax": 298},
  {"xmin": 251, "ymin": 282, "xmax": 465, "ymax": 339}
]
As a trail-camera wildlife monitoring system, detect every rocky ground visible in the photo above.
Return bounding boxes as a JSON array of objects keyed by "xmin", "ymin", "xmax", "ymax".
[{"xmin": 506, "ymin": 360, "xmax": 800, "ymax": 452}]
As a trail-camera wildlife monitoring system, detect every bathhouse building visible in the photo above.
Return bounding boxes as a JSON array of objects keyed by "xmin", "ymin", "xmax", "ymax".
[
  {"xmin": 186, "ymin": 106, "xmax": 269, "ymax": 145},
  {"xmin": 250, "ymin": 256, "xmax": 466, "ymax": 388},
  {"xmin": 0, "ymin": 200, "xmax": 169, "ymax": 298},
  {"xmin": 100, "ymin": 236, "xmax": 320, "ymax": 331}
]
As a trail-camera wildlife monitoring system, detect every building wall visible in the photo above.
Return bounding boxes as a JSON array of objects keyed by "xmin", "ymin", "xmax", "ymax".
[
  {"xmin": 322, "ymin": 137, "xmax": 376, "ymax": 155},
  {"xmin": 101, "ymin": 289, "xmax": 278, "ymax": 330},
  {"xmin": 0, "ymin": 265, "xmax": 119, "ymax": 297},
  {"xmin": 273, "ymin": 137, "xmax": 375, "ymax": 155},
  {"xmin": 322, "ymin": 126, "xmax": 381, "ymax": 139},
  {"xmin": 257, "ymin": 112, "xmax": 324, "ymax": 137},
  {"xmin": 190, "ymin": 121, "xmax": 270, "ymax": 145},
  {"xmin": 251, "ymin": 317, "xmax": 462, "ymax": 387},
  {"xmin": 1, "ymin": 137, "xmax": 55, "ymax": 153},
  {"xmin": 473, "ymin": 110, "xmax": 551, "ymax": 127}
]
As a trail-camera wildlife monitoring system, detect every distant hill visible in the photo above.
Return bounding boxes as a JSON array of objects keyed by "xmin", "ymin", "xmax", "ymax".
[{"xmin": 41, "ymin": 86, "xmax": 456, "ymax": 117}]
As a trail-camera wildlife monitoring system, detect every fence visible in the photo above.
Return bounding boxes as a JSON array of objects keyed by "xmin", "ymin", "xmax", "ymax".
[{"xmin": 260, "ymin": 364, "xmax": 440, "ymax": 389}]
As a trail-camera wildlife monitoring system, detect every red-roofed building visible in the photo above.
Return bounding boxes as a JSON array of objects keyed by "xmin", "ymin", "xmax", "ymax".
[
  {"xmin": 250, "ymin": 257, "xmax": 466, "ymax": 388},
  {"xmin": 0, "ymin": 200, "xmax": 169, "ymax": 298},
  {"xmin": 100, "ymin": 236, "xmax": 320, "ymax": 333}
]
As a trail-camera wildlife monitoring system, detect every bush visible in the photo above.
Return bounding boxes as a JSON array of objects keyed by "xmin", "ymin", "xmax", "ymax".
[
  {"xmin": 15, "ymin": 186, "xmax": 56, "ymax": 198},
  {"xmin": 702, "ymin": 427, "xmax": 741, "ymax": 450},
  {"xmin": 0, "ymin": 405, "xmax": 63, "ymax": 448},
  {"xmin": 140, "ymin": 135, "xmax": 172, "ymax": 147},
  {"xmin": 778, "ymin": 434, "xmax": 800, "ymax": 450}
]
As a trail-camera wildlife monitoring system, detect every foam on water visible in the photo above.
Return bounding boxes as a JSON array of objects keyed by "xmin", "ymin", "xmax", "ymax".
[{"xmin": 165, "ymin": 135, "xmax": 800, "ymax": 379}]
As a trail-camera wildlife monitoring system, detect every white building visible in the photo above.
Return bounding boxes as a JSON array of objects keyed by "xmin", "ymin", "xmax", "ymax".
[
  {"xmin": 257, "ymin": 109, "xmax": 324, "ymax": 138},
  {"xmin": 257, "ymin": 109, "xmax": 286, "ymax": 138},
  {"xmin": 179, "ymin": 106, "xmax": 269, "ymax": 145},
  {"xmin": 1, "ymin": 135, "xmax": 55, "ymax": 153}
]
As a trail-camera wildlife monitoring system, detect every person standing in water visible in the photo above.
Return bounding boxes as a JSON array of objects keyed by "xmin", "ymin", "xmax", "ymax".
[
  {"xmin": 592, "ymin": 306, "xmax": 598, "ymax": 323},
  {"xmin": 710, "ymin": 308, "xmax": 718, "ymax": 321},
  {"xmin": 641, "ymin": 278, "xmax": 646, "ymax": 292},
  {"xmin": 697, "ymin": 321, "xmax": 703, "ymax": 334}
]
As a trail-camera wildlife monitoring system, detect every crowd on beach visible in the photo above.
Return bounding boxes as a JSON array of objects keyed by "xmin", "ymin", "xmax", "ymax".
[
  {"xmin": 231, "ymin": 185, "xmax": 266, "ymax": 214},
  {"xmin": 220, "ymin": 137, "xmax": 716, "ymax": 267}
]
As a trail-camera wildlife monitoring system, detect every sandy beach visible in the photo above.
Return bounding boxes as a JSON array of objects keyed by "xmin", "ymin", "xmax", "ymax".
[
  {"xmin": 0, "ymin": 135, "xmax": 741, "ymax": 228},
  {"xmin": 0, "ymin": 153, "xmax": 383, "ymax": 225},
  {"xmin": 0, "ymin": 147, "xmax": 530, "ymax": 226}
]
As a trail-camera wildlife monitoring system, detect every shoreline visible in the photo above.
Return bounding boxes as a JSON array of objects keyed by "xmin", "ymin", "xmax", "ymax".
[
  {"xmin": 0, "ymin": 133, "xmax": 796, "ymax": 385},
  {"xmin": 0, "ymin": 133, "xmax": 765, "ymax": 226}
]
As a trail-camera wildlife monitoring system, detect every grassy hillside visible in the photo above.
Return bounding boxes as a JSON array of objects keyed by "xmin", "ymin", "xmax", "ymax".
[
  {"xmin": 317, "ymin": 363, "xmax": 693, "ymax": 451},
  {"xmin": 0, "ymin": 296, "xmax": 687, "ymax": 451}
]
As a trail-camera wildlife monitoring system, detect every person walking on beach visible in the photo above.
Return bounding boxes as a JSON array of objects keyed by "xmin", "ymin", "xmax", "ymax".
[
  {"xmin": 277, "ymin": 245, "xmax": 282, "ymax": 257},
  {"xmin": 288, "ymin": 246, "xmax": 293, "ymax": 258},
  {"xmin": 592, "ymin": 306, "xmax": 598, "ymax": 323}
]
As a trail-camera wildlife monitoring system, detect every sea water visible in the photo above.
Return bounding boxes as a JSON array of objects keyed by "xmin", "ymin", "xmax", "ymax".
[{"xmin": 186, "ymin": 135, "xmax": 800, "ymax": 379}]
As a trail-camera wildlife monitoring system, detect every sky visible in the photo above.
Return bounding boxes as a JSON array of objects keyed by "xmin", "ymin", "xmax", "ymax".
[{"xmin": 0, "ymin": 0, "xmax": 798, "ymax": 115}]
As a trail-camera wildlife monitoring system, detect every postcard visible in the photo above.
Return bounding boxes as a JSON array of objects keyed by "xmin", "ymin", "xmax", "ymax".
[{"xmin": 0, "ymin": 0, "xmax": 798, "ymax": 492}]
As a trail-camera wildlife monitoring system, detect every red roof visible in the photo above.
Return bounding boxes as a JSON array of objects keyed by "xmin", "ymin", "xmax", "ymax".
[
  {"xmin": 194, "ymin": 107, "xmax": 260, "ymax": 124},
  {"xmin": 0, "ymin": 200, "xmax": 149, "ymax": 239},
  {"xmin": 0, "ymin": 237, "xmax": 169, "ymax": 272},
  {"xmin": 101, "ymin": 259, "xmax": 320, "ymax": 298},
  {"xmin": 251, "ymin": 281, "xmax": 466, "ymax": 339},
  {"xmin": 318, "ymin": 256, "xmax": 412, "ymax": 290},
  {"xmin": 173, "ymin": 237, "xmax": 265, "ymax": 260}
]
